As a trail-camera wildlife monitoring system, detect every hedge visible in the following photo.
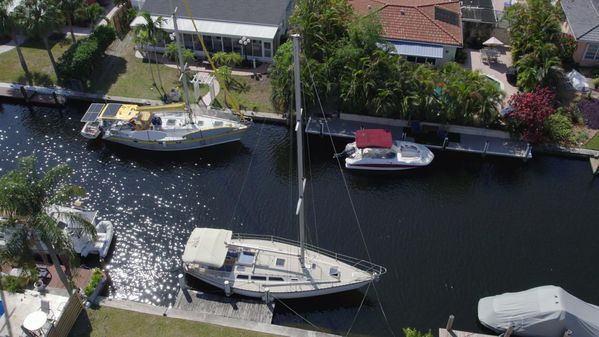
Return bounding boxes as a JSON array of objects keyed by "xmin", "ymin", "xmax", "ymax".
[{"xmin": 57, "ymin": 25, "xmax": 116, "ymax": 82}]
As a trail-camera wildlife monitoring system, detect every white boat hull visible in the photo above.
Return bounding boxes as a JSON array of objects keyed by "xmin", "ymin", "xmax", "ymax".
[
  {"xmin": 103, "ymin": 128, "xmax": 247, "ymax": 151},
  {"xmin": 186, "ymin": 269, "xmax": 372, "ymax": 299},
  {"xmin": 344, "ymin": 140, "xmax": 434, "ymax": 171}
]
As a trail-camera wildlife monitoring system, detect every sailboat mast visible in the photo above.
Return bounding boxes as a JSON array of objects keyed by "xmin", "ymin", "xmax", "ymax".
[
  {"xmin": 292, "ymin": 34, "xmax": 306, "ymax": 266},
  {"xmin": 172, "ymin": 8, "xmax": 192, "ymax": 117}
]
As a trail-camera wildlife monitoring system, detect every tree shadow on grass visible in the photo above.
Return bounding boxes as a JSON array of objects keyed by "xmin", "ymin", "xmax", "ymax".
[
  {"xmin": 67, "ymin": 310, "xmax": 92, "ymax": 337},
  {"xmin": 17, "ymin": 71, "xmax": 54, "ymax": 87},
  {"xmin": 87, "ymin": 54, "xmax": 127, "ymax": 95}
]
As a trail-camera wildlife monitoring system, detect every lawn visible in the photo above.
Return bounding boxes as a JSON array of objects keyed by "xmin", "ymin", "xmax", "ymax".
[
  {"xmin": 0, "ymin": 37, "xmax": 76, "ymax": 86},
  {"xmin": 69, "ymin": 306, "xmax": 278, "ymax": 337},
  {"xmin": 0, "ymin": 32, "xmax": 208, "ymax": 101},
  {"xmin": 583, "ymin": 132, "xmax": 599, "ymax": 150},
  {"xmin": 213, "ymin": 75, "xmax": 276, "ymax": 113},
  {"xmin": 87, "ymin": 32, "xmax": 183, "ymax": 100}
]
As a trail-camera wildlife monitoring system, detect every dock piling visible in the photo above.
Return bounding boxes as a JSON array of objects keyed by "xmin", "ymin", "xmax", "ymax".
[
  {"xmin": 502, "ymin": 324, "xmax": 513, "ymax": 337},
  {"xmin": 19, "ymin": 86, "xmax": 29, "ymax": 104},
  {"xmin": 590, "ymin": 156, "xmax": 599, "ymax": 175},
  {"xmin": 563, "ymin": 330, "xmax": 572, "ymax": 337},
  {"xmin": 224, "ymin": 280, "xmax": 231, "ymax": 296},
  {"xmin": 483, "ymin": 140, "xmax": 489, "ymax": 157},
  {"xmin": 445, "ymin": 314, "xmax": 455, "ymax": 331},
  {"xmin": 177, "ymin": 273, "xmax": 186, "ymax": 290},
  {"xmin": 443, "ymin": 137, "xmax": 449, "ymax": 150}
]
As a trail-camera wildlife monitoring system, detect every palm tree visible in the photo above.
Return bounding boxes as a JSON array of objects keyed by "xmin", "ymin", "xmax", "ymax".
[
  {"xmin": 0, "ymin": 0, "xmax": 31, "ymax": 84},
  {"xmin": 0, "ymin": 156, "xmax": 95, "ymax": 295},
  {"xmin": 14, "ymin": 0, "xmax": 64, "ymax": 77},
  {"xmin": 59, "ymin": 0, "xmax": 83, "ymax": 43},
  {"xmin": 135, "ymin": 12, "xmax": 165, "ymax": 95},
  {"xmin": 74, "ymin": 3, "xmax": 104, "ymax": 30}
]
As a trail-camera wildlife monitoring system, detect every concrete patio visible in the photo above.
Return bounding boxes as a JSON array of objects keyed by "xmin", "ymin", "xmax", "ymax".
[
  {"xmin": 1, "ymin": 290, "xmax": 69, "ymax": 337},
  {"xmin": 464, "ymin": 46, "xmax": 518, "ymax": 102}
]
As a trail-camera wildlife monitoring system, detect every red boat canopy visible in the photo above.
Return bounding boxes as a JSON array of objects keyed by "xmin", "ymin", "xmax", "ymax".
[{"xmin": 355, "ymin": 129, "xmax": 392, "ymax": 149}]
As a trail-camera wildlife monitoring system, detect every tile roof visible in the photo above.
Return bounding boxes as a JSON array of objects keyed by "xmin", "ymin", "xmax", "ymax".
[
  {"xmin": 349, "ymin": 0, "xmax": 464, "ymax": 46},
  {"xmin": 561, "ymin": 0, "xmax": 599, "ymax": 43}
]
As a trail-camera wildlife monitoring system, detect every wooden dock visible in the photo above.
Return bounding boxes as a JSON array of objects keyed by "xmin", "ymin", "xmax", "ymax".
[
  {"xmin": 439, "ymin": 329, "xmax": 496, "ymax": 337},
  {"xmin": 306, "ymin": 115, "xmax": 532, "ymax": 160},
  {"xmin": 173, "ymin": 289, "xmax": 275, "ymax": 324}
]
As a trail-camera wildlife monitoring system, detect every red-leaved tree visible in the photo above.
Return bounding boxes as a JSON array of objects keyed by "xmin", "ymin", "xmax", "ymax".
[{"xmin": 508, "ymin": 87, "xmax": 556, "ymax": 143}]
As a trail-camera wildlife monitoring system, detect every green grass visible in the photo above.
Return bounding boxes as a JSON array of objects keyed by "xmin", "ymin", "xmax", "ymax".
[
  {"xmin": 0, "ymin": 37, "xmax": 76, "ymax": 86},
  {"xmin": 86, "ymin": 32, "xmax": 182, "ymax": 100},
  {"xmin": 0, "ymin": 32, "xmax": 209, "ymax": 101},
  {"xmin": 69, "ymin": 306, "xmax": 278, "ymax": 337},
  {"xmin": 214, "ymin": 75, "xmax": 275, "ymax": 113},
  {"xmin": 583, "ymin": 133, "xmax": 599, "ymax": 150}
]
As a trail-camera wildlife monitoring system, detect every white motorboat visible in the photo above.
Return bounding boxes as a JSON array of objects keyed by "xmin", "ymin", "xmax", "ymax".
[
  {"xmin": 340, "ymin": 129, "xmax": 434, "ymax": 171},
  {"xmin": 0, "ymin": 205, "xmax": 114, "ymax": 259},
  {"xmin": 478, "ymin": 286, "xmax": 599, "ymax": 337},
  {"xmin": 80, "ymin": 8, "xmax": 249, "ymax": 152},
  {"xmin": 47, "ymin": 205, "xmax": 114, "ymax": 259},
  {"xmin": 182, "ymin": 35, "xmax": 386, "ymax": 300}
]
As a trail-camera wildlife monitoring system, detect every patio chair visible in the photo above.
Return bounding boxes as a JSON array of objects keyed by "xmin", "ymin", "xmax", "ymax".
[{"xmin": 40, "ymin": 300, "xmax": 55, "ymax": 322}]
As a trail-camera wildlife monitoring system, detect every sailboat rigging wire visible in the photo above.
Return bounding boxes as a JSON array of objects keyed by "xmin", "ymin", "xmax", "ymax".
[
  {"xmin": 304, "ymin": 52, "xmax": 397, "ymax": 337},
  {"xmin": 372, "ymin": 281, "xmax": 397, "ymax": 337},
  {"xmin": 272, "ymin": 296, "xmax": 324, "ymax": 332},
  {"xmin": 181, "ymin": 0, "xmax": 244, "ymax": 120},
  {"xmin": 345, "ymin": 281, "xmax": 372, "ymax": 337},
  {"xmin": 228, "ymin": 120, "xmax": 266, "ymax": 226}
]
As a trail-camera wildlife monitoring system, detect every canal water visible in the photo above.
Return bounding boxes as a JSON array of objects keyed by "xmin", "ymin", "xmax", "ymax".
[{"xmin": 1, "ymin": 102, "xmax": 598, "ymax": 336}]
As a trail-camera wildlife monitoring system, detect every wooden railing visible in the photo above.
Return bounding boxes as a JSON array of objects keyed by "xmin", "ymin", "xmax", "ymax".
[{"xmin": 48, "ymin": 291, "xmax": 84, "ymax": 337}]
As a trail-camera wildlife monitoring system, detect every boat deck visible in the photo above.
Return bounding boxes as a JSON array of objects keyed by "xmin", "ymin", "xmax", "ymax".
[
  {"xmin": 174, "ymin": 288, "xmax": 275, "ymax": 324},
  {"xmin": 439, "ymin": 329, "xmax": 496, "ymax": 337}
]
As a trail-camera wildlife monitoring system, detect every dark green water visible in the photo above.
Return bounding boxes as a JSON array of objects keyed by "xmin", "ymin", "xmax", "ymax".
[{"xmin": 1, "ymin": 101, "xmax": 598, "ymax": 336}]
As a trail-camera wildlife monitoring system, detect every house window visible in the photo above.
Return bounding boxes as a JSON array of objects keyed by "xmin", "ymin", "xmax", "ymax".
[
  {"xmin": 263, "ymin": 42, "xmax": 272, "ymax": 58},
  {"xmin": 183, "ymin": 34, "xmax": 193, "ymax": 50},
  {"xmin": 251, "ymin": 39, "xmax": 261, "ymax": 57},
  {"xmin": 215, "ymin": 36, "xmax": 223, "ymax": 52},
  {"xmin": 406, "ymin": 55, "xmax": 437, "ymax": 64},
  {"xmin": 223, "ymin": 37, "xmax": 233, "ymax": 52},
  {"xmin": 584, "ymin": 44, "xmax": 599, "ymax": 61}
]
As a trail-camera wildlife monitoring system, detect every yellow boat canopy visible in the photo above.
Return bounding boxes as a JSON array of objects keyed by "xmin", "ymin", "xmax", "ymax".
[{"xmin": 99, "ymin": 104, "xmax": 139, "ymax": 121}]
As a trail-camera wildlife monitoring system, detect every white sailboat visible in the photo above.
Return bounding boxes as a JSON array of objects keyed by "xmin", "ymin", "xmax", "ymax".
[
  {"xmin": 80, "ymin": 9, "xmax": 249, "ymax": 151},
  {"xmin": 182, "ymin": 35, "xmax": 386, "ymax": 300}
]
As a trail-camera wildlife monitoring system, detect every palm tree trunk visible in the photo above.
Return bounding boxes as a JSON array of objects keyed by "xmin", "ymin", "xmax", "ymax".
[
  {"xmin": 13, "ymin": 35, "xmax": 32, "ymax": 85},
  {"xmin": 42, "ymin": 36, "xmax": 59, "ymax": 77},
  {"xmin": 144, "ymin": 45, "xmax": 156, "ymax": 86},
  {"xmin": 153, "ymin": 49, "xmax": 165, "ymax": 95},
  {"xmin": 67, "ymin": 15, "xmax": 76, "ymax": 44},
  {"xmin": 46, "ymin": 244, "xmax": 73, "ymax": 295}
]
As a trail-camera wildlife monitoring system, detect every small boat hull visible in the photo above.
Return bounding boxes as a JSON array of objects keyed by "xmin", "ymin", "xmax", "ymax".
[{"xmin": 344, "ymin": 140, "xmax": 434, "ymax": 171}]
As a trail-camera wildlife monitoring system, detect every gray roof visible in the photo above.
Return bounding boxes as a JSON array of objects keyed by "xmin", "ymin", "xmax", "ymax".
[
  {"xmin": 561, "ymin": 0, "xmax": 599, "ymax": 43},
  {"xmin": 141, "ymin": 0, "xmax": 291, "ymax": 26}
]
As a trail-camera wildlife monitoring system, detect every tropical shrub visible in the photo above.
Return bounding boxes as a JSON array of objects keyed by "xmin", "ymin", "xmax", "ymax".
[
  {"xmin": 506, "ymin": 0, "xmax": 563, "ymax": 91},
  {"xmin": 83, "ymin": 268, "xmax": 104, "ymax": 297},
  {"xmin": 544, "ymin": 113, "xmax": 573, "ymax": 143},
  {"xmin": 270, "ymin": 0, "xmax": 504, "ymax": 126},
  {"xmin": 57, "ymin": 25, "xmax": 116, "ymax": 82},
  {"xmin": 0, "ymin": 275, "xmax": 28, "ymax": 293},
  {"xmin": 212, "ymin": 52, "xmax": 242, "ymax": 67},
  {"xmin": 403, "ymin": 328, "xmax": 434, "ymax": 337},
  {"xmin": 163, "ymin": 42, "xmax": 196, "ymax": 65},
  {"xmin": 507, "ymin": 87, "xmax": 556, "ymax": 142}
]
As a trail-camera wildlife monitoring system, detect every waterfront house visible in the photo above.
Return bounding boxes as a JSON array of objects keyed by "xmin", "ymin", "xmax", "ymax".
[
  {"xmin": 130, "ymin": 0, "xmax": 293, "ymax": 62},
  {"xmin": 349, "ymin": 0, "xmax": 463, "ymax": 65},
  {"xmin": 561, "ymin": 0, "xmax": 599, "ymax": 67}
]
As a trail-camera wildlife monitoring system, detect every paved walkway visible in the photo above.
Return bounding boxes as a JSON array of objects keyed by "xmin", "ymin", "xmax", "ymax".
[
  {"xmin": 1, "ymin": 290, "xmax": 70, "ymax": 337},
  {"xmin": 99, "ymin": 297, "xmax": 339, "ymax": 337},
  {"xmin": 464, "ymin": 46, "xmax": 517, "ymax": 102},
  {"xmin": 0, "ymin": 39, "xmax": 18, "ymax": 55}
]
